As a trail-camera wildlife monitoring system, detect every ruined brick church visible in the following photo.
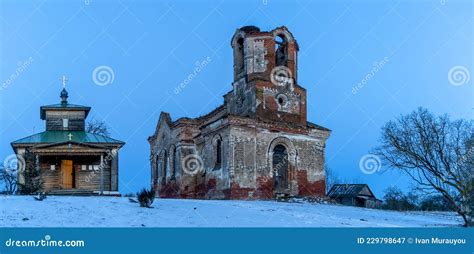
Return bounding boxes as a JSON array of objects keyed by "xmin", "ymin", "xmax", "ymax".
[{"xmin": 148, "ymin": 26, "xmax": 330, "ymax": 199}]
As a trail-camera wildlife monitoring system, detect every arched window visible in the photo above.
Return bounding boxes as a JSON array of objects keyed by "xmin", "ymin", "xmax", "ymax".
[
  {"xmin": 235, "ymin": 37, "xmax": 244, "ymax": 74},
  {"xmin": 170, "ymin": 145, "xmax": 177, "ymax": 180},
  {"xmin": 152, "ymin": 153, "xmax": 158, "ymax": 185},
  {"xmin": 156, "ymin": 150, "xmax": 167, "ymax": 184},
  {"xmin": 155, "ymin": 154, "xmax": 160, "ymax": 183},
  {"xmin": 275, "ymin": 34, "xmax": 288, "ymax": 67},
  {"xmin": 272, "ymin": 144, "xmax": 289, "ymax": 192},
  {"xmin": 214, "ymin": 139, "xmax": 222, "ymax": 169},
  {"xmin": 163, "ymin": 151, "xmax": 168, "ymax": 182}
]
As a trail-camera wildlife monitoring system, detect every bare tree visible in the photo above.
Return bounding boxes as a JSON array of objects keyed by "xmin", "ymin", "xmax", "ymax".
[
  {"xmin": 86, "ymin": 119, "xmax": 110, "ymax": 136},
  {"xmin": 374, "ymin": 108, "xmax": 473, "ymax": 226},
  {"xmin": 0, "ymin": 166, "xmax": 17, "ymax": 194},
  {"xmin": 325, "ymin": 164, "xmax": 340, "ymax": 192}
]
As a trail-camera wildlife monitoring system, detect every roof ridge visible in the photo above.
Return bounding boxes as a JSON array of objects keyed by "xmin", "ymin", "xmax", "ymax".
[{"xmin": 11, "ymin": 130, "xmax": 124, "ymax": 147}]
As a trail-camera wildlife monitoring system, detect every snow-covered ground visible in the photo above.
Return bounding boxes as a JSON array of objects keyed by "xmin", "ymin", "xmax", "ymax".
[{"xmin": 0, "ymin": 195, "xmax": 462, "ymax": 227}]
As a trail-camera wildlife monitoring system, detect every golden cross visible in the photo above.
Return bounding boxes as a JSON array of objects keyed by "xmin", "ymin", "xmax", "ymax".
[{"xmin": 60, "ymin": 75, "xmax": 68, "ymax": 88}]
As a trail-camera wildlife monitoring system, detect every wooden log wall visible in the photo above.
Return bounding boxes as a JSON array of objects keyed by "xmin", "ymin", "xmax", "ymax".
[{"xmin": 39, "ymin": 155, "xmax": 112, "ymax": 191}]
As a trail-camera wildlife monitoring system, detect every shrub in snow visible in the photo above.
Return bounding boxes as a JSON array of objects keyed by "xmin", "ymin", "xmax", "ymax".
[
  {"xmin": 137, "ymin": 188, "xmax": 155, "ymax": 208},
  {"xmin": 18, "ymin": 151, "xmax": 43, "ymax": 195},
  {"xmin": 33, "ymin": 192, "xmax": 47, "ymax": 201}
]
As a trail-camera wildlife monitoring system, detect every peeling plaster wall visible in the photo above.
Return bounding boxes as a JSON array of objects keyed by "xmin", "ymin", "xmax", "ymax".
[
  {"xmin": 199, "ymin": 122, "xmax": 232, "ymax": 199},
  {"xmin": 226, "ymin": 78, "xmax": 257, "ymax": 118},
  {"xmin": 227, "ymin": 125, "xmax": 327, "ymax": 199},
  {"xmin": 150, "ymin": 118, "xmax": 328, "ymax": 199}
]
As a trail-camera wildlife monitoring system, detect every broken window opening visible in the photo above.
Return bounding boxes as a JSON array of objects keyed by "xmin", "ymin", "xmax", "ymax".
[
  {"xmin": 214, "ymin": 139, "xmax": 222, "ymax": 170},
  {"xmin": 170, "ymin": 145, "xmax": 177, "ymax": 180},
  {"xmin": 275, "ymin": 34, "xmax": 288, "ymax": 67},
  {"xmin": 235, "ymin": 37, "xmax": 245, "ymax": 74}
]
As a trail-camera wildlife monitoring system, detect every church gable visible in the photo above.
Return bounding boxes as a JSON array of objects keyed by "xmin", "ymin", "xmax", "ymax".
[{"xmin": 149, "ymin": 112, "xmax": 174, "ymax": 147}]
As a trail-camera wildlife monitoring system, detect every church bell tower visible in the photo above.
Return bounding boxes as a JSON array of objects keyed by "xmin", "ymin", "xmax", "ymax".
[{"xmin": 225, "ymin": 26, "xmax": 307, "ymax": 126}]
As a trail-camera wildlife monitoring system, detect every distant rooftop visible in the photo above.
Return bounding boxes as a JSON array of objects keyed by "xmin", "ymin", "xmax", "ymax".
[{"xmin": 327, "ymin": 184, "xmax": 376, "ymax": 199}]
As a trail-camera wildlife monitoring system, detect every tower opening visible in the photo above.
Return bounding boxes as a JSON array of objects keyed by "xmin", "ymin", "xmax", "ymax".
[
  {"xmin": 275, "ymin": 34, "xmax": 288, "ymax": 67},
  {"xmin": 235, "ymin": 37, "xmax": 245, "ymax": 74}
]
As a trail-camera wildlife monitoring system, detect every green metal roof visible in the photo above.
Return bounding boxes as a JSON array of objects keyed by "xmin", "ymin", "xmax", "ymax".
[
  {"xmin": 11, "ymin": 131, "xmax": 124, "ymax": 146},
  {"xmin": 40, "ymin": 103, "xmax": 91, "ymax": 119},
  {"xmin": 41, "ymin": 103, "xmax": 90, "ymax": 109}
]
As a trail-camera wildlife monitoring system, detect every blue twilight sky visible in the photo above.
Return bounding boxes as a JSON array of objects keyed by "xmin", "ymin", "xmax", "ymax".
[{"xmin": 0, "ymin": 0, "xmax": 472, "ymax": 197}]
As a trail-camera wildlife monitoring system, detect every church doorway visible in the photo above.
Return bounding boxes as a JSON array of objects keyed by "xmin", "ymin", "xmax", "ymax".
[
  {"xmin": 272, "ymin": 144, "xmax": 289, "ymax": 193},
  {"xmin": 61, "ymin": 159, "xmax": 74, "ymax": 189}
]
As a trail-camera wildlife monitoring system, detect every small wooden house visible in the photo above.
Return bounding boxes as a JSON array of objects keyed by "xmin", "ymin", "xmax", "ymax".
[
  {"xmin": 327, "ymin": 184, "xmax": 382, "ymax": 208},
  {"xmin": 11, "ymin": 85, "xmax": 124, "ymax": 195}
]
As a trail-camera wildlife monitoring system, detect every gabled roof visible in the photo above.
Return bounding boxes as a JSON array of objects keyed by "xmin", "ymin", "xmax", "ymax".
[
  {"xmin": 148, "ymin": 112, "xmax": 174, "ymax": 142},
  {"xmin": 11, "ymin": 131, "xmax": 124, "ymax": 147},
  {"xmin": 327, "ymin": 184, "xmax": 376, "ymax": 199},
  {"xmin": 40, "ymin": 103, "xmax": 91, "ymax": 120}
]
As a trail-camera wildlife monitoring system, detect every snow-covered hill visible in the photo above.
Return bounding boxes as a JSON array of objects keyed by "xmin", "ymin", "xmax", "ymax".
[{"xmin": 0, "ymin": 195, "xmax": 462, "ymax": 227}]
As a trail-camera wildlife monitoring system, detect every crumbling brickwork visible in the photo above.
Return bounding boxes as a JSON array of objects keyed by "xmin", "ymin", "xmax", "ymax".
[{"xmin": 148, "ymin": 26, "xmax": 330, "ymax": 199}]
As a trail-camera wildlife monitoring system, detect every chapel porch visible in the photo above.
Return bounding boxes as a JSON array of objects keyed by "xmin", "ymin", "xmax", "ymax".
[{"xmin": 28, "ymin": 143, "xmax": 120, "ymax": 196}]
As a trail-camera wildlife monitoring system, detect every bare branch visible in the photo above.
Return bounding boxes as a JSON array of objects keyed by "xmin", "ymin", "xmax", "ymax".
[
  {"xmin": 86, "ymin": 118, "xmax": 110, "ymax": 136},
  {"xmin": 374, "ymin": 107, "xmax": 473, "ymax": 226}
]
